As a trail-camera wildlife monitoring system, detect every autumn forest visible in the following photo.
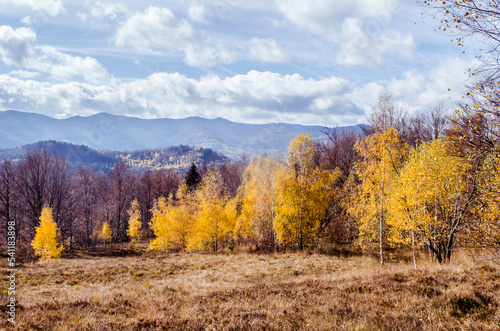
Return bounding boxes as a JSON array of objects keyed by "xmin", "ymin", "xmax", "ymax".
[{"xmin": 2, "ymin": 1, "xmax": 500, "ymax": 329}]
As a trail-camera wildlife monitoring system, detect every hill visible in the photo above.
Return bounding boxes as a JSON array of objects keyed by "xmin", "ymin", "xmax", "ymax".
[
  {"xmin": 0, "ymin": 110, "xmax": 364, "ymax": 159},
  {"xmin": 0, "ymin": 141, "xmax": 230, "ymax": 172}
]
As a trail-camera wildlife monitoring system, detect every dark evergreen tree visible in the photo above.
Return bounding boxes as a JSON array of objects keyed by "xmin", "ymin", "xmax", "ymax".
[{"xmin": 185, "ymin": 163, "xmax": 201, "ymax": 191}]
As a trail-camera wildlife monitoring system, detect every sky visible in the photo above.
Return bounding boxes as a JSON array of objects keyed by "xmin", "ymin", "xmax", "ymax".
[{"xmin": 0, "ymin": 0, "xmax": 478, "ymax": 127}]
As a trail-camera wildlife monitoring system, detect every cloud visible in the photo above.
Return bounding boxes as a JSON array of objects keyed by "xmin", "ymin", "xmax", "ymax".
[
  {"xmin": 335, "ymin": 18, "xmax": 415, "ymax": 67},
  {"xmin": 0, "ymin": 25, "xmax": 112, "ymax": 84},
  {"xmin": 114, "ymin": 7, "xmax": 194, "ymax": 54},
  {"xmin": 249, "ymin": 38, "xmax": 289, "ymax": 63},
  {"xmin": 0, "ymin": 26, "xmax": 36, "ymax": 66},
  {"xmin": 0, "ymin": 0, "xmax": 65, "ymax": 17},
  {"xmin": 0, "ymin": 55, "xmax": 473, "ymax": 127},
  {"xmin": 0, "ymin": 70, "xmax": 363, "ymax": 126},
  {"xmin": 35, "ymin": 46, "xmax": 113, "ymax": 84},
  {"xmin": 77, "ymin": 0, "xmax": 130, "ymax": 22},
  {"xmin": 274, "ymin": 0, "xmax": 413, "ymax": 68},
  {"xmin": 188, "ymin": 5, "xmax": 207, "ymax": 23},
  {"xmin": 346, "ymin": 56, "xmax": 475, "ymax": 116},
  {"xmin": 114, "ymin": 6, "xmax": 239, "ymax": 68}
]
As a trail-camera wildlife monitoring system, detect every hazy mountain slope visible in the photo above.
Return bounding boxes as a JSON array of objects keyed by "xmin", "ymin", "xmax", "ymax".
[
  {"xmin": 0, "ymin": 141, "xmax": 118, "ymax": 172},
  {"xmin": 0, "ymin": 110, "xmax": 364, "ymax": 158},
  {"xmin": 0, "ymin": 141, "xmax": 230, "ymax": 173}
]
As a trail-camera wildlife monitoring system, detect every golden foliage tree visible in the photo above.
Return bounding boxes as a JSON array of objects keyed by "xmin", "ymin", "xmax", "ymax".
[
  {"xmin": 235, "ymin": 155, "xmax": 281, "ymax": 251},
  {"xmin": 149, "ymin": 183, "xmax": 195, "ymax": 252},
  {"xmin": 472, "ymin": 148, "xmax": 500, "ymax": 264},
  {"xmin": 149, "ymin": 196, "xmax": 172, "ymax": 251},
  {"xmin": 31, "ymin": 206, "xmax": 63, "ymax": 260},
  {"xmin": 387, "ymin": 138, "xmax": 470, "ymax": 264},
  {"xmin": 189, "ymin": 168, "xmax": 235, "ymax": 252},
  {"xmin": 273, "ymin": 134, "xmax": 340, "ymax": 250},
  {"xmin": 349, "ymin": 128, "xmax": 407, "ymax": 264},
  {"xmin": 100, "ymin": 221, "xmax": 112, "ymax": 244},
  {"xmin": 127, "ymin": 198, "xmax": 142, "ymax": 246}
]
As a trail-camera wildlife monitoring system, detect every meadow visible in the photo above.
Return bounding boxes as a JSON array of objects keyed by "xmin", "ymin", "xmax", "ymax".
[{"xmin": 1, "ymin": 244, "xmax": 499, "ymax": 330}]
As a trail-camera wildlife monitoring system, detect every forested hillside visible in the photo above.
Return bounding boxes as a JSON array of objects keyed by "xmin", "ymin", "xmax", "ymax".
[{"xmin": 0, "ymin": 141, "xmax": 230, "ymax": 173}]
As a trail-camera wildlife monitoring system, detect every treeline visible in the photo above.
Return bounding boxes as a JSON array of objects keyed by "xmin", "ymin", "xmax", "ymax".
[{"xmin": 2, "ymin": 91, "xmax": 500, "ymax": 266}]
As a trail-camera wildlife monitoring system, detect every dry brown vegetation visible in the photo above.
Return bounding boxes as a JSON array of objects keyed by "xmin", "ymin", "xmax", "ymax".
[{"xmin": 1, "ymin": 244, "xmax": 500, "ymax": 330}]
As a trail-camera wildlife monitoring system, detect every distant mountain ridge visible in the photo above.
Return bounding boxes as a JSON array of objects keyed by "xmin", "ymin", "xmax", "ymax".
[{"xmin": 0, "ymin": 110, "xmax": 364, "ymax": 158}]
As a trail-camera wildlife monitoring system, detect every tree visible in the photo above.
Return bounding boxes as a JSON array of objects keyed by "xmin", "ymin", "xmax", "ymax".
[
  {"xmin": 185, "ymin": 163, "xmax": 201, "ymax": 191},
  {"xmin": 349, "ymin": 128, "xmax": 408, "ymax": 264},
  {"xmin": 148, "ymin": 183, "xmax": 195, "ymax": 252},
  {"xmin": 31, "ymin": 206, "xmax": 63, "ymax": 260},
  {"xmin": 317, "ymin": 128, "xmax": 359, "ymax": 243},
  {"xmin": 472, "ymin": 147, "xmax": 500, "ymax": 264},
  {"xmin": 167, "ymin": 183, "xmax": 195, "ymax": 251},
  {"xmin": 387, "ymin": 138, "xmax": 472, "ymax": 264},
  {"xmin": 189, "ymin": 168, "xmax": 234, "ymax": 252},
  {"xmin": 99, "ymin": 221, "xmax": 112, "ymax": 244},
  {"xmin": 109, "ymin": 160, "xmax": 135, "ymax": 242},
  {"xmin": 368, "ymin": 91, "xmax": 405, "ymax": 134},
  {"xmin": 127, "ymin": 198, "xmax": 141, "ymax": 246},
  {"xmin": 0, "ymin": 160, "xmax": 21, "ymax": 249},
  {"xmin": 149, "ymin": 196, "xmax": 171, "ymax": 251},
  {"xmin": 235, "ymin": 155, "xmax": 281, "ymax": 251},
  {"xmin": 421, "ymin": 0, "xmax": 500, "ymax": 79},
  {"xmin": 17, "ymin": 150, "xmax": 52, "ymax": 239},
  {"xmin": 273, "ymin": 134, "xmax": 340, "ymax": 250},
  {"xmin": 220, "ymin": 161, "xmax": 247, "ymax": 198},
  {"xmin": 75, "ymin": 166, "xmax": 100, "ymax": 247}
]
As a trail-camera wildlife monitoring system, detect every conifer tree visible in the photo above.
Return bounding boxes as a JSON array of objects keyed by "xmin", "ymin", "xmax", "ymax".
[
  {"xmin": 185, "ymin": 163, "xmax": 201, "ymax": 191},
  {"xmin": 31, "ymin": 206, "xmax": 63, "ymax": 260}
]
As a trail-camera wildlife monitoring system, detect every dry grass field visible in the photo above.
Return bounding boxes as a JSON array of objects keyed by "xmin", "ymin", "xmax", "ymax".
[{"xmin": 1, "ymin": 244, "xmax": 499, "ymax": 330}]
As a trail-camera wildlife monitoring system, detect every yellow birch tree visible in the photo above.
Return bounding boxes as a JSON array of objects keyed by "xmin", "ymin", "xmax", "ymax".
[
  {"xmin": 273, "ymin": 134, "xmax": 340, "ymax": 250},
  {"xmin": 349, "ymin": 127, "xmax": 407, "ymax": 264},
  {"xmin": 235, "ymin": 155, "xmax": 281, "ymax": 251},
  {"xmin": 189, "ymin": 168, "xmax": 235, "ymax": 252},
  {"xmin": 100, "ymin": 221, "xmax": 112, "ymax": 244},
  {"xmin": 32, "ymin": 206, "xmax": 63, "ymax": 260},
  {"xmin": 127, "ymin": 198, "xmax": 141, "ymax": 246}
]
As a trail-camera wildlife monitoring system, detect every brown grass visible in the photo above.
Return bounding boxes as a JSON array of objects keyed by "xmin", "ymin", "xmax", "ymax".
[{"xmin": 1, "ymin": 244, "xmax": 499, "ymax": 330}]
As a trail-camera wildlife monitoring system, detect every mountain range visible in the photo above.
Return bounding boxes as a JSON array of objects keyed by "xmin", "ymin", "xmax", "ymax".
[{"xmin": 0, "ymin": 110, "xmax": 364, "ymax": 159}]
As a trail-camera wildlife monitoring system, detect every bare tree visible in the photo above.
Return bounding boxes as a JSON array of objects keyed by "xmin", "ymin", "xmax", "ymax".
[
  {"xmin": 109, "ymin": 160, "xmax": 136, "ymax": 242},
  {"xmin": 0, "ymin": 160, "xmax": 22, "ymax": 249},
  {"xmin": 74, "ymin": 166, "xmax": 101, "ymax": 247},
  {"xmin": 16, "ymin": 150, "xmax": 52, "ymax": 239},
  {"xmin": 420, "ymin": 0, "xmax": 500, "ymax": 79}
]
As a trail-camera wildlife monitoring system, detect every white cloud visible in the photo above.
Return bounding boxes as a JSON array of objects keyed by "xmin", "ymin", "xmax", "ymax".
[
  {"xmin": 386, "ymin": 56, "xmax": 473, "ymax": 107},
  {"xmin": 35, "ymin": 46, "xmax": 112, "ymax": 84},
  {"xmin": 114, "ymin": 6, "xmax": 237, "ymax": 68},
  {"xmin": 115, "ymin": 7, "xmax": 193, "ymax": 54},
  {"xmin": 9, "ymin": 70, "xmax": 40, "ymax": 78},
  {"xmin": 0, "ymin": 26, "xmax": 36, "ymax": 66},
  {"xmin": 274, "ymin": 0, "xmax": 413, "ymax": 67},
  {"xmin": 0, "ymin": 70, "xmax": 363, "ymax": 126},
  {"xmin": 188, "ymin": 5, "xmax": 207, "ymax": 23},
  {"xmin": 77, "ymin": 0, "xmax": 130, "ymax": 22},
  {"xmin": 0, "ymin": 0, "xmax": 65, "ymax": 17},
  {"xmin": 0, "ymin": 25, "xmax": 112, "ymax": 84},
  {"xmin": 249, "ymin": 38, "xmax": 289, "ymax": 63},
  {"xmin": 335, "ymin": 18, "xmax": 415, "ymax": 68},
  {"xmin": 346, "ymin": 56, "xmax": 475, "ymax": 117}
]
